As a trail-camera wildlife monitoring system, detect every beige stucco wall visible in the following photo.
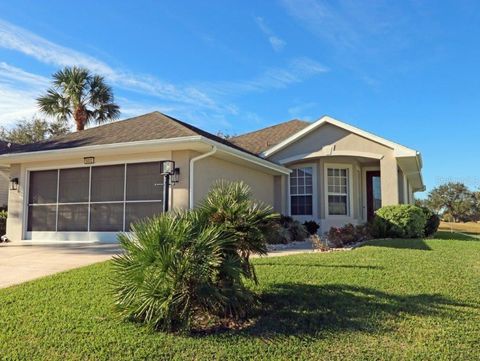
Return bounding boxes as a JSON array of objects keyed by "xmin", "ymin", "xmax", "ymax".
[
  {"xmin": 6, "ymin": 164, "xmax": 22, "ymax": 241},
  {"xmin": 0, "ymin": 167, "xmax": 9, "ymax": 208},
  {"xmin": 270, "ymin": 123, "xmax": 394, "ymax": 162},
  {"xmin": 193, "ymin": 155, "xmax": 275, "ymax": 208}
]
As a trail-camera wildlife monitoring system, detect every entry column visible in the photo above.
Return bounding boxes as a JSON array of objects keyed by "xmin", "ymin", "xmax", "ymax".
[{"xmin": 380, "ymin": 155, "xmax": 399, "ymax": 205}]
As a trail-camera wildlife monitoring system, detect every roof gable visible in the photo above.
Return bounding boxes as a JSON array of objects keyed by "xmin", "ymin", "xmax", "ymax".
[{"xmin": 262, "ymin": 115, "xmax": 419, "ymax": 158}]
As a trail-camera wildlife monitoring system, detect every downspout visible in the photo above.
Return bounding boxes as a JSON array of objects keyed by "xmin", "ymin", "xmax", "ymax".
[{"xmin": 189, "ymin": 146, "xmax": 217, "ymax": 209}]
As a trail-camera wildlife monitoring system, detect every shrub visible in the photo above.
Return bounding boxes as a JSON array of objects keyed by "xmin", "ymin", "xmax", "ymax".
[
  {"xmin": 303, "ymin": 220, "xmax": 320, "ymax": 235},
  {"xmin": 112, "ymin": 181, "xmax": 275, "ymax": 332},
  {"xmin": 372, "ymin": 205, "xmax": 427, "ymax": 239},
  {"xmin": 421, "ymin": 207, "xmax": 440, "ymax": 237},
  {"xmin": 326, "ymin": 223, "xmax": 370, "ymax": 248},
  {"xmin": 269, "ymin": 215, "xmax": 309, "ymax": 244},
  {"xmin": 112, "ymin": 211, "xmax": 232, "ymax": 331},
  {"xmin": 0, "ymin": 210, "xmax": 7, "ymax": 237}
]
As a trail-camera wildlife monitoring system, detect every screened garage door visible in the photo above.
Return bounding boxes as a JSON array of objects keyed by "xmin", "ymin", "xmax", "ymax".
[{"xmin": 27, "ymin": 162, "xmax": 164, "ymax": 239}]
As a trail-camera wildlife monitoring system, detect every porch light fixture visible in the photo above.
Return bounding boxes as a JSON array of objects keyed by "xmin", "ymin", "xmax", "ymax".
[
  {"xmin": 84, "ymin": 156, "xmax": 95, "ymax": 165},
  {"xmin": 161, "ymin": 160, "xmax": 175, "ymax": 175},
  {"xmin": 9, "ymin": 177, "xmax": 19, "ymax": 191},
  {"xmin": 160, "ymin": 160, "xmax": 179, "ymax": 213}
]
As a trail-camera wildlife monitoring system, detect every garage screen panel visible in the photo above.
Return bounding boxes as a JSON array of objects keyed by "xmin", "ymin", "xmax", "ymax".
[
  {"xmin": 126, "ymin": 162, "xmax": 163, "ymax": 201},
  {"xmin": 125, "ymin": 202, "xmax": 163, "ymax": 230},
  {"xmin": 27, "ymin": 205, "xmax": 57, "ymax": 231},
  {"xmin": 59, "ymin": 167, "xmax": 89, "ymax": 203},
  {"xmin": 29, "ymin": 170, "xmax": 57, "ymax": 204},
  {"xmin": 57, "ymin": 204, "xmax": 88, "ymax": 231},
  {"xmin": 90, "ymin": 164, "xmax": 125, "ymax": 202}
]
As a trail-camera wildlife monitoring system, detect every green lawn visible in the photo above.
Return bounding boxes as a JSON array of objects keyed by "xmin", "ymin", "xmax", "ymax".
[{"xmin": 1, "ymin": 232, "xmax": 479, "ymax": 360}]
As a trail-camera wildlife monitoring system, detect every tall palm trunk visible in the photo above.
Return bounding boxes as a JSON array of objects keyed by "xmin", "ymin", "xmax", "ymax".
[{"xmin": 74, "ymin": 106, "xmax": 88, "ymax": 131}]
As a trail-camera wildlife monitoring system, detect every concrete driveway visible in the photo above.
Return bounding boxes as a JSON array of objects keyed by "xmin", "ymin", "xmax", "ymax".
[{"xmin": 0, "ymin": 243, "xmax": 121, "ymax": 289}]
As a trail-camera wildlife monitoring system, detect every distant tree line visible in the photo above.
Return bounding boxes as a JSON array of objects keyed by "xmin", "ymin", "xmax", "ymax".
[{"xmin": 417, "ymin": 182, "xmax": 480, "ymax": 223}]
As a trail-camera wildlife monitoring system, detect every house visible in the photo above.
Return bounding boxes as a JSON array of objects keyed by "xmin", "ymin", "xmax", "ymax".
[
  {"xmin": 0, "ymin": 141, "xmax": 15, "ymax": 209},
  {"xmin": 0, "ymin": 111, "xmax": 424, "ymax": 243}
]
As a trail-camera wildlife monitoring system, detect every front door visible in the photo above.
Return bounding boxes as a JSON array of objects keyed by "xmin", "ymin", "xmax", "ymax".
[{"xmin": 366, "ymin": 171, "xmax": 382, "ymax": 221}]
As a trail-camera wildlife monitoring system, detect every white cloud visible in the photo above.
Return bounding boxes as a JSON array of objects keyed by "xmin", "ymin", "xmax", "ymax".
[
  {"xmin": 280, "ymin": 0, "xmax": 360, "ymax": 49},
  {"xmin": 0, "ymin": 19, "xmax": 222, "ymax": 111},
  {"xmin": 204, "ymin": 57, "xmax": 328, "ymax": 95},
  {"xmin": 0, "ymin": 63, "xmax": 47, "ymax": 126},
  {"xmin": 0, "ymin": 19, "xmax": 328, "ymax": 130},
  {"xmin": 254, "ymin": 17, "xmax": 286, "ymax": 52},
  {"xmin": 288, "ymin": 101, "xmax": 317, "ymax": 120}
]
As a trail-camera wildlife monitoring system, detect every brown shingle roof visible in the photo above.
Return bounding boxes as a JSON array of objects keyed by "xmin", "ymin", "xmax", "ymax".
[
  {"xmin": 230, "ymin": 119, "xmax": 310, "ymax": 154},
  {"xmin": 1, "ymin": 112, "xmax": 252, "ymax": 155}
]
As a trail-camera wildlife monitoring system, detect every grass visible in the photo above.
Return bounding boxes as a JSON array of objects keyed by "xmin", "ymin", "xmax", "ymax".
[
  {"xmin": 0, "ymin": 231, "xmax": 479, "ymax": 360},
  {"xmin": 439, "ymin": 221, "xmax": 480, "ymax": 235}
]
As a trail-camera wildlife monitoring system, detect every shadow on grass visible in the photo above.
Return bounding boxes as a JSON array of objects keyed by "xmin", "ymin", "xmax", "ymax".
[
  {"xmin": 232, "ymin": 283, "xmax": 476, "ymax": 338},
  {"xmin": 365, "ymin": 238, "xmax": 432, "ymax": 250},
  {"xmin": 434, "ymin": 231, "xmax": 480, "ymax": 241},
  {"xmin": 256, "ymin": 264, "xmax": 384, "ymax": 270}
]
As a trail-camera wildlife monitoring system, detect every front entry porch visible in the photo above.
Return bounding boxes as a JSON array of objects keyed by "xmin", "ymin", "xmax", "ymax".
[{"xmin": 287, "ymin": 155, "xmax": 413, "ymax": 233}]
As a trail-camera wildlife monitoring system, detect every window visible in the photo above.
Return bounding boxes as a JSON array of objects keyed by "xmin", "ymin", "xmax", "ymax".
[
  {"xmin": 290, "ymin": 167, "xmax": 313, "ymax": 215},
  {"xmin": 327, "ymin": 167, "xmax": 349, "ymax": 216},
  {"xmin": 27, "ymin": 161, "xmax": 165, "ymax": 234}
]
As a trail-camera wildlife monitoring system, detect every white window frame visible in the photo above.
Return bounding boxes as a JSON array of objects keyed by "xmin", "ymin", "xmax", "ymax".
[
  {"xmin": 324, "ymin": 163, "xmax": 354, "ymax": 219},
  {"xmin": 289, "ymin": 163, "xmax": 317, "ymax": 221},
  {"xmin": 24, "ymin": 159, "xmax": 166, "ymax": 242}
]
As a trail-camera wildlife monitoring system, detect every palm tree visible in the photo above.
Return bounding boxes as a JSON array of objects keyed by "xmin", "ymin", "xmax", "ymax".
[{"xmin": 37, "ymin": 66, "xmax": 120, "ymax": 131}]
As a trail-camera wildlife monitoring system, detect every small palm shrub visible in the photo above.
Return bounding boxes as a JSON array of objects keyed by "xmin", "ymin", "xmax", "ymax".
[
  {"xmin": 112, "ymin": 211, "xmax": 233, "ymax": 331},
  {"xmin": 197, "ymin": 181, "xmax": 277, "ymax": 284},
  {"xmin": 112, "ymin": 181, "xmax": 276, "ymax": 332},
  {"xmin": 421, "ymin": 207, "xmax": 440, "ymax": 237},
  {"xmin": 372, "ymin": 205, "xmax": 427, "ymax": 239}
]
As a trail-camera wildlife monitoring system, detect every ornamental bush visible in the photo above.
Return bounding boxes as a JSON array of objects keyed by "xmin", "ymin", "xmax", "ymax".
[
  {"xmin": 303, "ymin": 220, "xmax": 320, "ymax": 235},
  {"xmin": 326, "ymin": 223, "xmax": 371, "ymax": 248},
  {"xmin": 268, "ymin": 215, "xmax": 309, "ymax": 244},
  {"xmin": 372, "ymin": 205, "xmax": 427, "ymax": 239},
  {"xmin": 421, "ymin": 207, "xmax": 440, "ymax": 237}
]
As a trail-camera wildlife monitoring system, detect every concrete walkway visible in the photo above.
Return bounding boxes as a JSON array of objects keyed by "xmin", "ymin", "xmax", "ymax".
[
  {"xmin": 0, "ymin": 243, "xmax": 121, "ymax": 289},
  {"xmin": 0, "ymin": 241, "xmax": 318, "ymax": 289}
]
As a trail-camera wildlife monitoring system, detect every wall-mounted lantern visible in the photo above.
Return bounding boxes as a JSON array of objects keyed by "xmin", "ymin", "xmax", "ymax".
[
  {"xmin": 84, "ymin": 156, "xmax": 95, "ymax": 165},
  {"xmin": 171, "ymin": 168, "xmax": 180, "ymax": 184},
  {"xmin": 9, "ymin": 177, "xmax": 19, "ymax": 191}
]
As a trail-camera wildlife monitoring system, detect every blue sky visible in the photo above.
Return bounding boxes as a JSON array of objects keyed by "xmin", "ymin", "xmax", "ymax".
[{"xmin": 0, "ymin": 0, "xmax": 479, "ymax": 197}]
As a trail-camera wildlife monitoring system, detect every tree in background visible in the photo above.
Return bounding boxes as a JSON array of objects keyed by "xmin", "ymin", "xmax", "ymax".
[
  {"xmin": 37, "ymin": 66, "xmax": 120, "ymax": 131},
  {"xmin": 0, "ymin": 117, "xmax": 70, "ymax": 144},
  {"xmin": 426, "ymin": 182, "xmax": 477, "ymax": 222}
]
